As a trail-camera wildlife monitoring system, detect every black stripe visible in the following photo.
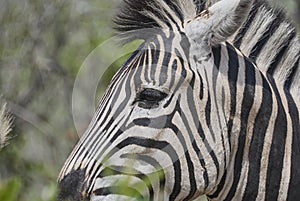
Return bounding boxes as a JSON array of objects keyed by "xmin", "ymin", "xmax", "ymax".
[
  {"xmin": 212, "ymin": 46, "xmax": 221, "ymax": 70},
  {"xmin": 199, "ymin": 74, "xmax": 204, "ymax": 100},
  {"xmin": 186, "ymin": 72, "xmax": 210, "ymax": 189},
  {"xmin": 160, "ymin": 5, "xmax": 181, "ymax": 32},
  {"xmin": 176, "ymin": 92, "xmax": 199, "ymax": 200},
  {"xmin": 205, "ymin": 94, "xmax": 212, "ymax": 137},
  {"xmin": 204, "ymin": 46, "xmax": 222, "ymax": 145},
  {"xmin": 169, "ymin": 52, "xmax": 187, "ymax": 95},
  {"xmin": 197, "ymin": 122, "xmax": 219, "ymax": 189},
  {"xmin": 206, "ymin": 44, "xmax": 230, "ymax": 198},
  {"xmin": 267, "ymin": 29, "xmax": 296, "ymax": 76},
  {"xmin": 94, "ymin": 186, "xmax": 144, "ymax": 199},
  {"xmin": 163, "ymin": 93, "xmax": 175, "ymax": 108},
  {"xmin": 249, "ymin": 16, "xmax": 281, "ymax": 61},
  {"xmin": 170, "ymin": 123, "xmax": 196, "ymax": 201},
  {"xmin": 265, "ymin": 75, "xmax": 288, "ymax": 201},
  {"xmin": 168, "ymin": 59, "xmax": 178, "ymax": 92},
  {"xmin": 209, "ymin": 44, "xmax": 240, "ymax": 196},
  {"xmin": 284, "ymin": 57, "xmax": 299, "ymax": 90},
  {"xmin": 201, "ymin": 66, "xmax": 221, "ymax": 186},
  {"xmin": 226, "ymin": 44, "xmax": 239, "ymax": 151},
  {"xmin": 243, "ymin": 74, "xmax": 273, "ymax": 199},
  {"xmin": 208, "ymin": 171, "xmax": 227, "ymax": 199},
  {"xmin": 286, "ymin": 90, "xmax": 300, "ymax": 200},
  {"xmin": 215, "ymin": 46, "xmax": 228, "ymax": 172},
  {"xmin": 225, "ymin": 57, "xmax": 256, "ymax": 200},
  {"xmin": 211, "ymin": 46, "xmax": 222, "ymax": 139},
  {"xmin": 85, "ymin": 159, "xmax": 98, "ymax": 193},
  {"xmin": 233, "ymin": 2, "xmax": 259, "ymax": 48},
  {"xmin": 180, "ymin": 35, "xmax": 190, "ymax": 59},
  {"xmin": 165, "ymin": 1, "xmax": 184, "ymax": 24},
  {"xmin": 159, "ymin": 51, "xmax": 172, "ymax": 86}
]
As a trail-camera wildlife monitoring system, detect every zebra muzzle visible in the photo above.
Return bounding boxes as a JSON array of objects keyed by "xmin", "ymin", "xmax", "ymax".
[{"xmin": 57, "ymin": 168, "xmax": 89, "ymax": 201}]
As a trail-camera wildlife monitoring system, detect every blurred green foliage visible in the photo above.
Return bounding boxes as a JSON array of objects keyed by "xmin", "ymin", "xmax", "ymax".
[
  {"xmin": 0, "ymin": 178, "xmax": 22, "ymax": 201},
  {"xmin": 0, "ymin": 0, "xmax": 298, "ymax": 201}
]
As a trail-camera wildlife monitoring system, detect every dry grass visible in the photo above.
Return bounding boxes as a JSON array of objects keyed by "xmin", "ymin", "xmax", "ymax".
[{"xmin": 0, "ymin": 103, "xmax": 12, "ymax": 149}]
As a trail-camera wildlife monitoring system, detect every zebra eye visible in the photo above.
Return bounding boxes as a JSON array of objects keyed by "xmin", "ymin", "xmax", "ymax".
[{"xmin": 135, "ymin": 88, "xmax": 168, "ymax": 109}]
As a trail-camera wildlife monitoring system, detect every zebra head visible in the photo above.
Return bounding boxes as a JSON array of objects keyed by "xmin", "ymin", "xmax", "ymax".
[{"xmin": 58, "ymin": 0, "xmax": 254, "ymax": 200}]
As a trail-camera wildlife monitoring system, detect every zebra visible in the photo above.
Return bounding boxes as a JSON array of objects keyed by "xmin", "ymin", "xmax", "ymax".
[{"xmin": 58, "ymin": 0, "xmax": 300, "ymax": 200}]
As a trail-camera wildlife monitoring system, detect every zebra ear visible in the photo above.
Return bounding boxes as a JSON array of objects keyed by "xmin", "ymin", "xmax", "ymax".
[{"xmin": 185, "ymin": 0, "xmax": 253, "ymax": 58}]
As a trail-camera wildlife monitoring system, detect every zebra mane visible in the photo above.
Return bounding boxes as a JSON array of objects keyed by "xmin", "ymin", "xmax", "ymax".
[
  {"xmin": 230, "ymin": 0, "xmax": 300, "ymax": 97},
  {"xmin": 114, "ymin": 0, "xmax": 197, "ymax": 42}
]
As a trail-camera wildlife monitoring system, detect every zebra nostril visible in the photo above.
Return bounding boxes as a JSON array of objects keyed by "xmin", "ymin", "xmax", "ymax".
[{"xmin": 57, "ymin": 169, "xmax": 88, "ymax": 201}]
